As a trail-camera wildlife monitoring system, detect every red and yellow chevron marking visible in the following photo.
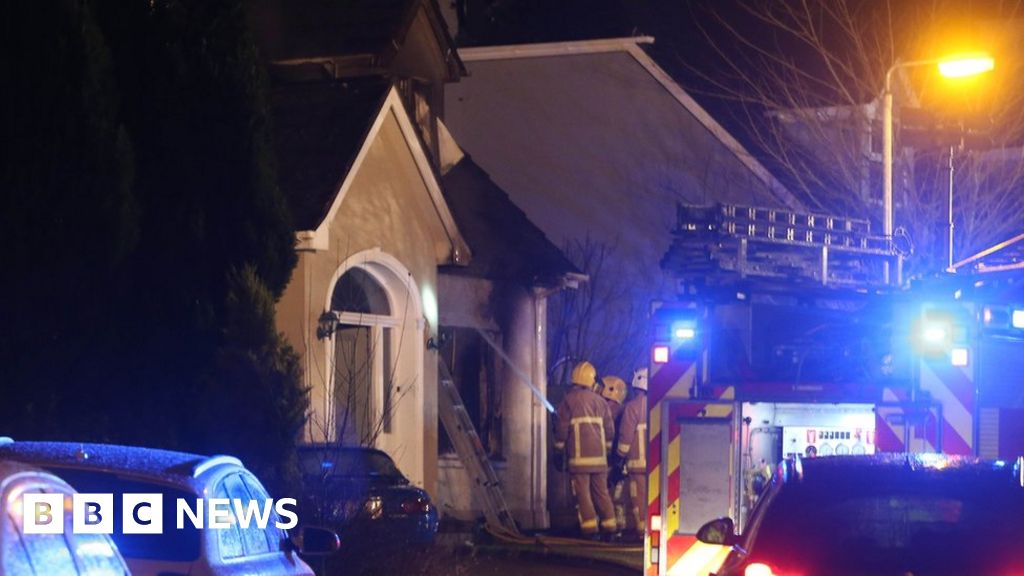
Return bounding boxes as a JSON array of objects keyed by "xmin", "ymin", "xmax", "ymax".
[
  {"xmin": 875, "ymin": 354, "xmax": 975, "ymax": 456},
  {"xmin": 646, "ymin": 344, "xmax": 734, "ymax": 576},
  {"xmin": 919, "ymin": 356, "xmax": 974, "ymax": 455},
  {"xmin": 646, "ymin": 355, "xmax": 696, "ymax": 576},
  {"xmin": 875, "ymin": 387, "xmax": 912, "ymax": 453},
  {"xmin": 661, "ymin": 389, "xmax": 734, "ymax": 576}
]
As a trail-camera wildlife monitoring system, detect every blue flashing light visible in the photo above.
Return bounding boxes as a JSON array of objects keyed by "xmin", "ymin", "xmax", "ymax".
[
  {"xmin": 922, "ymin": 324, "xmax": 948, "ymax": 344},
  {"xmin": 1013, "ymin": 309, "xmax": 1024, "ymax": 329},
  {"xmin": 674, "ymin": 326, "xmax": 696, "ymax": 340},
  {"xmin": 951, "ymin": 347, "xmax": 969, "ymax": 367},
  {"xmin": 671, "ymin": 321, "xmax": 697, "ymax": 342}
]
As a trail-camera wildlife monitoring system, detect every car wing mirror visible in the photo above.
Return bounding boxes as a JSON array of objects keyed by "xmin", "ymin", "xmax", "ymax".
[
  {"xmin": 287, "ymin": 525, "xmax": 340, "ymax": 555},
  {"xmin": 696, "ymin": 517, "xmax": 738, "ymax": 546}
]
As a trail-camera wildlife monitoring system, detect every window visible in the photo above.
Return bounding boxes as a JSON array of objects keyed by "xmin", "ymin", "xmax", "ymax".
[
  {"xmin": 221, "ymin": 475, "xmax": 270, "ymax": 556},
  {"xmin": 214, "ymin": 482, "xmax": 243, "ymax": 560},
  {"xmin": 330, "ymin": 267, "xmax": 399, "ymax": 446},
  {"xmin": 240, "ymin": 475, "xmax": 285, "ymax": 551},
  {"xmin": 70, "ymin": 531, "xmax": 127, "ymax": 575},
  {"xmin": 750, "ymin": 473, "xmax": 1024, "ymax": 574},
  {"xmin": 47, "ymin": 468, "xmax": 200, "ymax": 562},
  {"xmin": 331, "ymin": 268, "xmax": 390, "ymax": 315},
  {"xmin": 438, "ymin": 326, "xmax": 502, "ymax": 458}
]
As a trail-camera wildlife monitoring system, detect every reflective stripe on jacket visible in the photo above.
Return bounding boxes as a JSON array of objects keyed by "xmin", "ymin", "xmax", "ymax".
[
  {"xmin": 616, "ymin": 393, "xmax": 647, "ymax": 473},
  {"xmin": 555, "ymin": 387, "xmax": 614, "ymax": 473}
]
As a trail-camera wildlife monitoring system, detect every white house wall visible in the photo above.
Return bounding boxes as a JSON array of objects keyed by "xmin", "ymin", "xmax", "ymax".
[{"xmin": 276, "ymin": 109, "xmax": 453, "ymax": 493}]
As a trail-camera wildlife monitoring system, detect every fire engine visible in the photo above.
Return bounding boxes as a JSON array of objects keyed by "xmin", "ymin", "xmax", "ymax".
[{"xmin": 644, "ymin": 203, "xmax": 1024, "ymax": 576}]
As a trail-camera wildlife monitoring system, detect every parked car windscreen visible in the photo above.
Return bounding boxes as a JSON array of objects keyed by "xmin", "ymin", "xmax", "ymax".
[
  {"xmin": 299, "ymin": 449, "xmax": 403, "ymax": 479},
  {"xmin": 748, "ymin": 468, "xmax": 1024, "ymax": 575},
  {"xmin": 50, "ymin": 468, "xmax": 201, "ymax": 562}
]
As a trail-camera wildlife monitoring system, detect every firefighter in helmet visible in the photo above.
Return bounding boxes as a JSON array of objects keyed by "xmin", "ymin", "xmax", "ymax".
[
  {"xmin": 601, "ymin": 376, "xmax": 627, "ymax": 422},
  {"xmin": 554, "ymin": 361, "xmax": 618, "ymax": 539},
  {"xmin": 614, "ymin": 368, "xmax": 648, "ymax": 540},
  {"xmin": 601, "ymin": 375, "xmax": 628, "ymax": 532}
]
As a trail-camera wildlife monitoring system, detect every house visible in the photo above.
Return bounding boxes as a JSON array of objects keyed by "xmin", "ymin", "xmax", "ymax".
[
  {"xmin": 271, "ymin": 76, "xmax": 467, "ymax": 492},
  {"xmin": 435, "ymin": 137, "xmax": 582, "ymax": 528},
  {"xmin": 444, "ymin": 37, "xmax": 802, "ymax": 379},
  {"xmin": 253, "ymin": 0, "xmax": 578, "ymax": 529}
]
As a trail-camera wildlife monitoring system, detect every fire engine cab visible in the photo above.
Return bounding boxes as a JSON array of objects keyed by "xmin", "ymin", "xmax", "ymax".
[{"xmin": 644, "ymin": 203, "xmax": 1024, "ymax": 576}]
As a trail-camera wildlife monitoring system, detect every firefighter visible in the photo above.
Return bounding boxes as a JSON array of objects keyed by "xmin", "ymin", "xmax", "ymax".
[
  {"xmin": 554, "ymin": 361, "xmax": 618, "ymax": 539},
  {"xmin": 601, "ymin": 375, "xmax": 627, "ymax": 422},
  {"xmin": 614, "ymin": 368, "xmax": 648, "ymax": 540},
  {"xmin": 601, "ymin": 375, "xmax": 628, "ymax": 531}
]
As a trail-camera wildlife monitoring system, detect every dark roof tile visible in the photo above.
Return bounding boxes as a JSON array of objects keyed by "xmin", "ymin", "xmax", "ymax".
[{"xmin": 441, "ymin": 155, "xmax": 580, "ymax": 285}]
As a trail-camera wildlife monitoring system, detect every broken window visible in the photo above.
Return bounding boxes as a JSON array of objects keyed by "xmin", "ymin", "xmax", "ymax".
[{"xmin": 438, "ymin": 326, "xmax": 503, "ymax": 459}]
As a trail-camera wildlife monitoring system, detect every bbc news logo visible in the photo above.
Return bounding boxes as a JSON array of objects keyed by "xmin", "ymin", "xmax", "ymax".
[{"xmin": 21, "ymin": 494, "xmax": 298, "ymax": 534}]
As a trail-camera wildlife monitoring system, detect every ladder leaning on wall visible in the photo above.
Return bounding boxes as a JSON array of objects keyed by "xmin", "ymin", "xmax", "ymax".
[{"xmin": 437, "ymin": 359, "xmax": 520, "ymax": 537}]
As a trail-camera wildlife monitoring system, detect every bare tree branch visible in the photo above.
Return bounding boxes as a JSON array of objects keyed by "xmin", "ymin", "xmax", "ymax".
[{"xmin": 684, "ymin": 0, "xmax": 1024, "ymax": 276}]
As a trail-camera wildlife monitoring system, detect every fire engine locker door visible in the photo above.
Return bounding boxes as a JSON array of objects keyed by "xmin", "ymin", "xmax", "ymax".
[{"xmin": 677, "ymin": 419, "xmax": 732, "ymax": 534}]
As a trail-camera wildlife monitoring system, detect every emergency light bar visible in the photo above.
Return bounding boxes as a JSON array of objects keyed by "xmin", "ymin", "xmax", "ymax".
[
  {"xmin": 922, "ymin": 324, "xmax": 949, "ymax": 345},
  {"xmin": 913, "ymin": 306, "xmax": 968, "ymax": 358},
  {"xmin": 979, "ymin": 305, "xmax": 1024, "ymax": 332},
  {"xmin": 672, "ymin": 323, "xmax": 697, "ymax": 341}
]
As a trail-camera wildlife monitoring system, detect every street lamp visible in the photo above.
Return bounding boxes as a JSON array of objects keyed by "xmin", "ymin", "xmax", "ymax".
[{"xmin": 881, "ymin": 53, "xmax": 994, "ymax": 278}]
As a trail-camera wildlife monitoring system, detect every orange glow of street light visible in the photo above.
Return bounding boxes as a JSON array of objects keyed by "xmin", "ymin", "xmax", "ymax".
[{"xmin": 937, "ymin": 53, "xmax": 995, "ymax": 78}]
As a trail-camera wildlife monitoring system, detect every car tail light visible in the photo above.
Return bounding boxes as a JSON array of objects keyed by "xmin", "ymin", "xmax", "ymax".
[
  {"xmin": 745, "ymin": 564, "xmax": 775, "ymax": 576},
  {"xmin": 745, "ymin": 563, "xmax": 804, "ymax": 576},
  {"xmin": 363, "ymin": 496, "xmax": 384, "ymax": 520},
  {"xmin": 400, "ymin": 496, "xmax": 432, "ymax": 515}
]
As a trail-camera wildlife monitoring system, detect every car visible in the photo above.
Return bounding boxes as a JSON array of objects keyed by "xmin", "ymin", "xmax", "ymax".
[
  {"xmin": 297, "ymin": 444, "xmax": 438, "ymax": 548},
  {"xmin": 0, "ymin": 456, "xmax": 131, "ymax": 575},
  {"xmin": 0, "ymin": 440, "xmax": 338, "ymax": 576},
  {"xmin": 698, "ymin": 453, "xmax": 1024, "ymax": 576}
]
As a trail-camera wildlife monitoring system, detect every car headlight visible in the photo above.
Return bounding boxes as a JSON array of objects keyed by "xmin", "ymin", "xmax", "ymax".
[{"xmin": 363, "ymin": 496, "xmax": 384, "ymax": 520}]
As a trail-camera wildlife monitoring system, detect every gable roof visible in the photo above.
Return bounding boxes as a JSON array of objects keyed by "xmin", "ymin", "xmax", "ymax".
[
  {"xmin": 441, "ymin": 155, "xmax": 581, "ymax": 286},
  {"xmin": 459, "ymin": 37, "xmax": 801, "ymax": 211},
  {"xmin": 271, "ymin": 78, "xmax": 469, "ymax": 261},
  {"xmin": 248, "ymin": 0, "xmax": 464, "ymax": 79}
]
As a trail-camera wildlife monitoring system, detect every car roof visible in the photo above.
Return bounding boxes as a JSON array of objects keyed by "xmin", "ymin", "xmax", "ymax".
[
  {"xmin": 297, "ymin": 444, "xmax": 393, "ymax": 459},
  {"xmin": 781, "ymin": 453, "xmax": 1022, "ymax": 485},
  {"xmin": 0, "ymin": 441, "xmax": 244, "ymax": 491}
]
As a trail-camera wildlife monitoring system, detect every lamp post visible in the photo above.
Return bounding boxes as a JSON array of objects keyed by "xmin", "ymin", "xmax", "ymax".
[{"xmin": 881, "ymin": 53, "xmax": 993, "ymax": 278}]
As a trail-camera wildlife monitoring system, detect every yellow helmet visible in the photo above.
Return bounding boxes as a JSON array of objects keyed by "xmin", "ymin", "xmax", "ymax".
[
  {"xmin": 601, "ymin": 376, "xmax": 627, "ymax": 404},
  {"xmin": 570, "ymin": 361, "xmax": 597, "ymax": 388}
]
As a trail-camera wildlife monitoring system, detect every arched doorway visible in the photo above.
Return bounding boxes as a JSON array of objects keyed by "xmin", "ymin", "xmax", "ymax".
[{"xmin": 325, "ymin": 252, "xmax": 424, "ymax": 483}]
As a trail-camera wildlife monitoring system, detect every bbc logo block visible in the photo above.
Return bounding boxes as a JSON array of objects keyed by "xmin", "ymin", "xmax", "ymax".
[{"xmin": 17, "ymin": 493, "xmax": 298, "ymax": 534}]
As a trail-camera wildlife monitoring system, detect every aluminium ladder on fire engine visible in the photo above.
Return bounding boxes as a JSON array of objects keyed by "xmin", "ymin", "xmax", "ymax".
[
  {"xmin": 437, "ymin": 359, "xmax": 520, "ymax": 537},
  {"xmin": 663, "ymin": 202, "xmax": 904, "ymax": 288}
]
